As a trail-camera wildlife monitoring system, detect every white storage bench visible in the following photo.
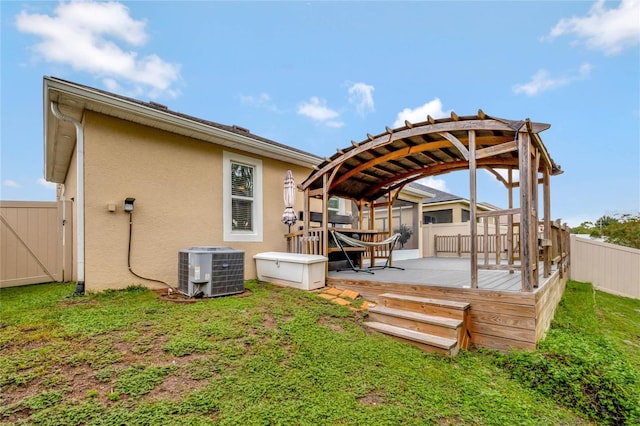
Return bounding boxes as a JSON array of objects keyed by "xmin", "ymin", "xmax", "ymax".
[{"xmin": 254, "ymin": 252, "xmax": 327, "ymax": 290}]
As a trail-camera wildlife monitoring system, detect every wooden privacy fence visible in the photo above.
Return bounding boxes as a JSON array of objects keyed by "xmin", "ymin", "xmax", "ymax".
[
  {"xmin": 570, "ymin": 235, "xmax": 639, "ymax": 299},
  {"xmin": 1, "ymin": 201, "xmax": 71, "ymax": 288}
]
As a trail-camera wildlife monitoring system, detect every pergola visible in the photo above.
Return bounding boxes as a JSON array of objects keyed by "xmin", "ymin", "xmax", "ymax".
[{"xmin": 298, "ymin": 110, "xmax": 563, "ymax": 291}]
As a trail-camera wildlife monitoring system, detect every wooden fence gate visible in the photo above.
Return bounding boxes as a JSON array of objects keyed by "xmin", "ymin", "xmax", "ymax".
[{"xmin": 1, "ymin": 201, "xmax": 72, "ymax": 288}]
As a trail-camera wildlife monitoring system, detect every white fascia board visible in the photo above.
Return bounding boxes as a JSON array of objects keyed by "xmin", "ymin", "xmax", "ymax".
[{"xmin": 402, "ymin": 186, "xmax": 436, "ymax": 198}]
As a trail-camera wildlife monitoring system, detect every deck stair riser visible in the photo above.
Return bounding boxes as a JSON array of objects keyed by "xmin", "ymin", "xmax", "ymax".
[
  {"xmin": 379, "ymin": 293, "xmax": 469, "ymax": 321},
  {"xmin": 368, "ymin": 306, "xmax": 461, "ymax": 340},
  {"xmin": 365, "ymin": 321, "xmax": 458, "ymax": 357},
  {"xmin": 366, "ymin": 293, "xmax": 471, "ymax": 358}
]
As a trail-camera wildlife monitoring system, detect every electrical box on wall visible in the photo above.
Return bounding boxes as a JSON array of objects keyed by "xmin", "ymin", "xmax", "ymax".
[{"xmin": 178, "ymin": 246, "xmax": 244, "ymax": 297}]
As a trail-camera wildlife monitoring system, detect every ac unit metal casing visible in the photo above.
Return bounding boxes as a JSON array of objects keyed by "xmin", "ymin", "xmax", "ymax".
[{"xmin": 178, "ymin": 246, "xmax": 244, "ymax": 297}]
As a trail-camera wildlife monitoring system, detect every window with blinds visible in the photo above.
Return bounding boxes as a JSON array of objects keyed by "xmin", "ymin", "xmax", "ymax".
[{"xmin": 231, "ymin": 162, "xmax": 254, "ymax": 231}]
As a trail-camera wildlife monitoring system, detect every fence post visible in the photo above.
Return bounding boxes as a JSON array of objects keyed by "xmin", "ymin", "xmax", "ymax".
[{"xmin": 457, "ymin": 234, "xmax": 462, "ymax": 257}]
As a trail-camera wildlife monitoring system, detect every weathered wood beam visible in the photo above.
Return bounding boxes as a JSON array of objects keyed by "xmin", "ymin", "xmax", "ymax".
[
  {"xmin": 361, "ymin": 158, "xmax": 519, "ymax": 199},
  {"xmin": 438, "ymin": 131, "xmax": 469, "ymax": 160},
  {"xmin": 543, "ymin": 167, "xmax": 551, "ymax": 278},
  {"xmin": 519, "ymin": 132, "xmax": 533, "ymax": 292},
  {"xmin": 308, "ymin": 188, "xmax": 324, "ymax": 197},
  {"xmin": 469, "ymin": 130, "xmax": 478, "ymax": 288},
  {"xmin": 329, "ymin": 140, "xmax": 453, "ymax": 189},
  {"xmin": 475, "ymin": 140, "xmax": 518, "ymax": 159},
  {"xmin": 485, "ymin": 167, "xmax": 509, "ymax": 187},
  {"xmin": 322, "ymin": 174, "xmax": 329, "ymax": 264}
]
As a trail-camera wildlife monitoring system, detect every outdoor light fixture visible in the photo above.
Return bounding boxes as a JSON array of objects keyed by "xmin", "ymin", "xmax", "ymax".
[{"xmin": 124, "ymin": 197, "xmax": 136, "ymax": 213}]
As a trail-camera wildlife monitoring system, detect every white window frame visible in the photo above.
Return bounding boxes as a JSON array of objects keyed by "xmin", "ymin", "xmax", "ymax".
[{"xmin": 223, "ymin": 151, "xmax": 263, "ymax": 242}]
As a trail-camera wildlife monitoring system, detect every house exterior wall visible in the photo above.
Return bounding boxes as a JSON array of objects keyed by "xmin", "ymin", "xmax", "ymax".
[
  {"xmin": 78, "ymin": 112, "xmax": 310, "ymax": 292},
  {"xmin": 423, "ymin": 201, "xmax": 469, "ymax": 223},
  {"xmin": 423, "ymin": 201, "xmax": 495, "ymax": 225}
]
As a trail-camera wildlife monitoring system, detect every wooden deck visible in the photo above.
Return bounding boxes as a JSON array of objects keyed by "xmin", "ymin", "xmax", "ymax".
[{"xmin": 327, "ymin": 257, "xmax": 567, "ymax": 351}]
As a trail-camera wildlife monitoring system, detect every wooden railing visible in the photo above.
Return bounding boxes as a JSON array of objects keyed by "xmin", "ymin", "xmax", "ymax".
[
  {"xmin": 285, "ymin": 227, "xmax": 392, "ymax": 268},
  {"xmin": 285, "ymin": 228, "xmax": 323, "ymax": 255},
  {"xmin": 435, "ymin": 233, "xmax": 514, "ymax": 258},
  {"xmin": 434, "ymin": 213, "xmax": 571, "ymax": 277}
]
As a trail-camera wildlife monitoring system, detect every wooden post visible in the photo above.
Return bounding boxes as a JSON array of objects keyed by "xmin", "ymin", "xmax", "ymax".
[
  {"xmin": 543, "ymin": 166, "xmax": 551, "ymax": 278},
  {"xmin": 304, "ymin": 188, "xmax": 310, "ymax": 237},
  {"xmin": 483, "ymin": 218, "xmax": 489, "ymax": 266},
  {"xmin": 387, "ymin": 190, "xmax": 393, "ymax": 267},
  {"xmin": 469, "ymin": 130, "xmax": 478, "ymax": 288},
  {"xmin": 532, "ymin": 147, "xmax": 540, "ymax": 288},
  {"xmin": 495, "ymin": 213, "xmax": 502, "ymax": 265},
  {"xmin": 321, "ymin": 174, "xmax": 329, "ymax": 259},
  {"xmin": 369, "ymin": 201, "xmax": 376, "ymax": 267},
  {"xmin": 507, "ymin": 169, "xmax": 514, "ymax": 272},
  {"xmin": 519, "ymin": 131, "xmax": 533, "ymax": 292}
]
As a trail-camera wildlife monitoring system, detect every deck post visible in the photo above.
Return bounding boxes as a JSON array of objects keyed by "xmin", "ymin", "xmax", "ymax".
[
  {"xmin": 507, "ymin": 169, "xmax": 514, "ymax": 271},
  {"xmin": 532, "ymin": 146, "xmax": 540, "ymax": 288},
  {"xmin": 321, "ymin": 174, "xmax": 329, "ymax": 258},
  {"xmin": 519, "ymin": 130, "xmax": 533, "ymax": 292},
  {"xmin": 543, "ymin": 167, "xmax": 551, "ymax": 277},
  {"xmin": 469, "ymin": 130, "xmax": 478, "ymax": 288}
]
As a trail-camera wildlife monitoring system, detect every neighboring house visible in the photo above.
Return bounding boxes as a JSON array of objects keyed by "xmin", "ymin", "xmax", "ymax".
[
  {"xmin": 44, "ymin": 77, "xmax": 321, "ymax": 292},
  {"xmin": 410, "ymin": 182, "xmax": 509, "ymax": 257},
  {"xmin": 417, "ymin": 183, "xmax": 496, "ymax": 224},
  {"xmin": 363, "ymin": 183, "xmax": 435, "ymax": 256}
]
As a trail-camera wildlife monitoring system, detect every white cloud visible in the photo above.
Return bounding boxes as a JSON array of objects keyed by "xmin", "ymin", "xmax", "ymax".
[
  {"xmin": 15, "ymin": 1, "xmax": 181, "ymax": 98},
  {"xmin": 37, "ymin": 178, "xmax": 57, "ymax": 190},
  {"xmin": 241, "ymin": 92, "xmax": 271, "ymax": 106},
  {"xmin": 483, "ymin": 169, "xmax": 520, "ymax": 185},
  {"xmin": 417, "ymin": 176, "xmax": 448, "ymax": 192},
  {"xmin": 2, "ymin": 179, "xmax": 21, "ymax": 188},
  {"xmin": 325, "ymin": 120, "xmax": 345, "ymax": 128},
  {"xmin": 392, "ymin": 98, "xmax": 449, "ymax": 128},
  {"xmin": 513, "ymin": 63, "xmax": 592, "ymax": 96},
  {"xmin": 347, "ymin": 82, "xmax": 375, "ymax": 116},
  {"xmin": 297, "ymin": 97, "xmax": 343, "ymax": 128},
  {"xmin": 548, "ymin": 0, "xmax": 640, "ymax": 55},
  {"xmin": 240, "ymin": 92, "xmax": 280, "ymax": 112}
]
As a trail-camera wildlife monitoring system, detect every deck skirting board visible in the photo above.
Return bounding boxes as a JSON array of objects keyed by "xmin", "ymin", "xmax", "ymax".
[{"xmin": 327, "ymin": 268, "xmax": 566, "ymax": 351}]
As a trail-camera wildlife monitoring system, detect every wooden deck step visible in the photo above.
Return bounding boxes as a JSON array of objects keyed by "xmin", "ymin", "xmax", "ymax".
[
  {"xmin": 368, "ymin": 306, "xmax": 462, "ymax": 339},
  {"xmin": 379, "ymin": 293, "xmax": 470, "ymax": 320},
  {"xmin": 366, "ymin": 321, "xmax": 459, "ymax": 357}
]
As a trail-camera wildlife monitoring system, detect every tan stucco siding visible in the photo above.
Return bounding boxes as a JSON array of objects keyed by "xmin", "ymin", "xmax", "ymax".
[{"xmin": 82, "ymin": 112, "xmax": 311, "ymax": 292}]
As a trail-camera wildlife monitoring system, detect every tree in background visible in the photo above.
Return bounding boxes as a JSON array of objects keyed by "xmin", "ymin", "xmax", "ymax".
[
  {"xmin": 394, "ymin": 224, "xmax": 413, "ymax": 249},
  {"xmin": 570, "ymin": 213, "xmax": 639, "ymax": 249}
]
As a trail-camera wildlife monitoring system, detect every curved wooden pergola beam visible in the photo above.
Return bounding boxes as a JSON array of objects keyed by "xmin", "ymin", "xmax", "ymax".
[{"xmin": 299, "ymin": 111, "xmax": 559, "ymax": 202}]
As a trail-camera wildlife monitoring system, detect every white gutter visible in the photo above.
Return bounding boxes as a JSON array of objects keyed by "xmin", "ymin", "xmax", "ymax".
[{"xmin": 50, "ymin": 102, "xmax": 85, "ymax": 294}]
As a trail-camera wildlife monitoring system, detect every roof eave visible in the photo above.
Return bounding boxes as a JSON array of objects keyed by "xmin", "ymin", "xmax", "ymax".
[{"xmin": 43, "ymin": 77, "xmax": 321, "ymax": 183}]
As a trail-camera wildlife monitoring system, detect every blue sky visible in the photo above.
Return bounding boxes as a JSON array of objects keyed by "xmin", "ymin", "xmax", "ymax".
[{"xmin": 1, "ymin": 0, "xmax": 638, "ymax": 226}]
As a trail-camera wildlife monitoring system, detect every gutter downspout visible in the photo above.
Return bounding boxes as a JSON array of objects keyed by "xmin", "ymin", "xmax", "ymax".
[{"xmin": 50, "ymin": 102, "xmax": 85, "ymax": 295}]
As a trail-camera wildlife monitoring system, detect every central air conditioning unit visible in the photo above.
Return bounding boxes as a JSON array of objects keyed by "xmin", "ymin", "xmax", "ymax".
[{"xmin": 178, "ymin": 246, "xmax": 244, "ymax": 297}]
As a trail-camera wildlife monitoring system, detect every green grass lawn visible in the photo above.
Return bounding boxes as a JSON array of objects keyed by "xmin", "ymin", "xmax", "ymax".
[{"xmin": 1, "ymin": 280, "xmax": 638, "ymax": 425}]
